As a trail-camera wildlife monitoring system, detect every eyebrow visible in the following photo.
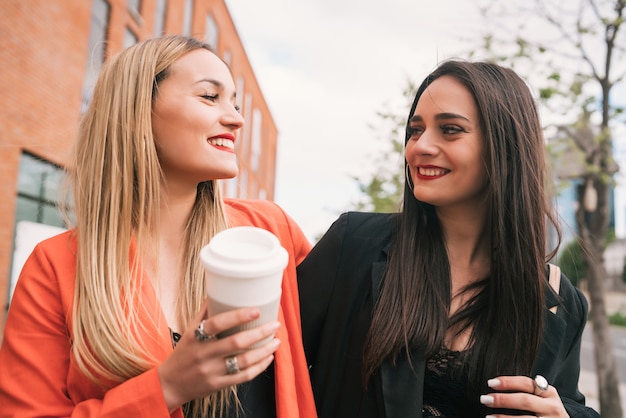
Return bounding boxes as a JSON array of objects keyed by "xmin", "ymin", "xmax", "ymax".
[
  {"xmin": 410, "ymin": 112, "xmax": 471, "ymax": 123},
  {"xmin": 196, "ymin": 78, "xmax": 223, "ymax": 88}
]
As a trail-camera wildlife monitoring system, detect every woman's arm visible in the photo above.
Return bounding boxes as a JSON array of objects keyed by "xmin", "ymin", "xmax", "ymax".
[{"xmin": 0, "ymin": 241, "xmax": 174, "ymax": 417}]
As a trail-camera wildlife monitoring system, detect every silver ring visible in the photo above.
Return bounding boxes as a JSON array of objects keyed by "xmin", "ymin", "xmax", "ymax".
[
  {"xmin": 533, "ymin": 375, "xmax": 549, "ymax": 394},
  {"xmin": 194, "ymin": 320, "xmax": 216, "ymax": 342},
  {"xmin": 225, "ymin": 355, "xmax": 240, "ymax": 375}
]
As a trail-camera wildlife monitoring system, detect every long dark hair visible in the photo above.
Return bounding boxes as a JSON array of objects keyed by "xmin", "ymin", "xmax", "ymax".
[{"xmin": 362, "ymin": 60, "xmax": 561, "ymax": 396}]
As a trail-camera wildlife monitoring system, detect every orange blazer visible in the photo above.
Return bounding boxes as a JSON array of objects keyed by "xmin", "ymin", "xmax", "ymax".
[{"xmin": 0, "ymin": 199, "xmax": 317, "ymax": 418}]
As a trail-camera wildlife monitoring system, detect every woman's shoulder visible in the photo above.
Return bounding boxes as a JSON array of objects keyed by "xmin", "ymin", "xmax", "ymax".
[
  {"xmin": 224, "ymin": 198, "xmax": 287, "ymax": 225},
  {"xmin": 312, "ymin": 211, "xmax": 396, "ymax": 258},
  {"xmin": 332, "ymin": 211, "xmax": 396, "ymax": 238},
  {"xmin": 548, "ymin": 264, "xmax": 589, "ymax": 320},
  {"xmin": 11, "ymin": 230, "xmax": 77, "ymax": 311},
  {"xmin": 21, "ymin": 230, "xmax": 77, "ymax": 268},
  {"xmin": 224, "ymin": 198, "xmax": 310, "ymax": 252}
]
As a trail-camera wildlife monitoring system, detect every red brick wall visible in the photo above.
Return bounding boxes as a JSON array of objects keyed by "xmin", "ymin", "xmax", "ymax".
[
  {"xmin": 0, "ymin": 0, "xmax": 278, "ymax": 333},
  {"xmin": 0, "ymin": 0, "xmax": 91, "ymax": 327}
]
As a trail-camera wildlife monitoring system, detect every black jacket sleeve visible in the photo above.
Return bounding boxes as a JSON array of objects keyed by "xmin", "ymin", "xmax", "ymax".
[{"xmin": 533, "ymin": 272, "xmax": 601, "ymax": 417}]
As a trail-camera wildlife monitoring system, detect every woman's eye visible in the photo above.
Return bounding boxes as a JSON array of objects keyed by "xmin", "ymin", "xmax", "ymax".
[
  {"xmin": 441, "ymin": 125, "xmax": 463, "ymax": 135},
  {"xmin": 201, "ymin": 94, "xmax": 218, "ymax": 101},
  {"xmin": 407, "ymin": 126, "xmax": 423, "ymax": 137}
]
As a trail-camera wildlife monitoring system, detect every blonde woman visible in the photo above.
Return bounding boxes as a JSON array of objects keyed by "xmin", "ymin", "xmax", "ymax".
[{"xmin": 0, "ymin": 36, "xmax": 316, "ymax": 418}]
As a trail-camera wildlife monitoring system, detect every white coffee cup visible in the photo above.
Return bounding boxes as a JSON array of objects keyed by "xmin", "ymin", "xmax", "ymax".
[{"xmin": 200, "ymin": 226, "xmax": 288, "ymax": 347}]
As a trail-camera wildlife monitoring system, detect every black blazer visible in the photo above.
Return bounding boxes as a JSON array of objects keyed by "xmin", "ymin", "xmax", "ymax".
[{"xmin": 298, "ymin": 212, "xmax": 600, "ymax": 418}]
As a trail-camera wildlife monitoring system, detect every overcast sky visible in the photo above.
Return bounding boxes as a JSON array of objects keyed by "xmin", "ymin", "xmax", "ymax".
[{"xmin": 223, "ymin": 0, "xmax": 494, "ymax": 241}]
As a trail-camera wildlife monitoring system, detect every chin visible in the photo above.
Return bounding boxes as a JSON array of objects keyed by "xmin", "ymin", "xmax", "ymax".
[
  {"xmin": 224, "ymin": 169, "xmax": 239, "ymax": 178},
  {"xmin": 206, "ymin": 165, "xmax": 239, "ymax": 179}
]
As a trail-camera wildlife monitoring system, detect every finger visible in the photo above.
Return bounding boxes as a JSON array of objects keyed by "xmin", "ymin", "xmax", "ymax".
[
  {"xmin": 221, "ymin": 353, "xmax": 276, "ymax": 384},
  {"xmin": 484, "ymin": 415, "xmax": 535, "ymax": 418},
  {"xmin": 224, "ymin": 337, "xmax": 281, "ymax": 374},
  {"xmin": 487, "ymin": 375, "xmax": 554, "ymax": 396},
  {"xmin": 482, "ymin": 375, "xmax": 559, "ymax": 416},
  {"xmin": 203, "ymin": 307, "xmax": 261, "ymax": 336},
  {"xmin": 216, "ymin": 320, "xmax": 281, "ymax": 353},
  {"xmin": 480, "ymin": 390, "xmax": 539, "ymax": 413}
]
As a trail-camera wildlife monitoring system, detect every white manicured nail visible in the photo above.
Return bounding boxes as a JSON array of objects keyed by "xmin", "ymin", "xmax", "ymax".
[
  {"xmin": 487, "ymin": 378, "xmax": 501, "ymax": 388},
  {"xmin": 480, "ymin": 395, "xmax": 494, "ymax": 405}
]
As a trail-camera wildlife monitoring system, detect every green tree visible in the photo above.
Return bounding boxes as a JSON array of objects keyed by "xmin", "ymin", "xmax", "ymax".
[
  {"xmin": 472, "ymin": 0, "xmax": 625, "ymax": 415},
  {"xmin": 558, "ymin": 239, "xmax": 587, "ymax": 287},
  {"xmin": 351, "ymin": 81, "xmax": 416, "ymax": 212}
]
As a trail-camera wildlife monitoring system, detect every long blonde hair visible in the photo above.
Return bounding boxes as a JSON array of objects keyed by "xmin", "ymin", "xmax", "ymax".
[{"xmin": 69, "ymin": 35, "xmax": 232, "ymax": 416}]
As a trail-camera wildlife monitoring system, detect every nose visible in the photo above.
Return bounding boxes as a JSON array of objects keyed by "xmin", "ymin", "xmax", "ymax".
[
  {"xmin": 406, "ymin": 128, "xmax": 438, "ymax": 158},
  {"xmin": 221, "ymin": 104, "xmax": 244, "ymax": 130}
]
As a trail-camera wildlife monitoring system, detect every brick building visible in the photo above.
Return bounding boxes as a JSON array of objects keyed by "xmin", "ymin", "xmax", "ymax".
[{"xmin": 0, "ymin": 0, "xmax": 279, "ymax": 333}]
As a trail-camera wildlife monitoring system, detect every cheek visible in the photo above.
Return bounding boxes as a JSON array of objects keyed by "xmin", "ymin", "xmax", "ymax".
[
  {"xmin": 404, "ymin": 141, "xmax": 415, "ymax": 160},
  {"xmin": 466, "ymin": 164, "xmax": 489, "ymax": 192},
  {"xmin": 152, "ymin": 110, "xmax": 195, "ymax": 146}
]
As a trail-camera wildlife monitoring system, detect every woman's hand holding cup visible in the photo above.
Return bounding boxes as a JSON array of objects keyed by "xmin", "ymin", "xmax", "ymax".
[{"xmin": 158, "ymin": 304, "xmax": 281, "ymax": 413}]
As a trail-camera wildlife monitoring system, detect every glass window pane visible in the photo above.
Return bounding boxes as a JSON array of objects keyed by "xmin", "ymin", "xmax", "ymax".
[
  {"xmin": 15, "ymin": 197, "xmax": 39, "ymax": 224},
  {"xmin": 17, "ymin": 155, "xmax": 44, "ymax": 197},
  {"xmin": 82, "ymin": 0, "xmax": 111, "ymax": 111},
  {"xmin": 182, "ymin": 0, "xmax": 193, "ymax": 35},
  {"xmin": 205, "ymin": 13, "xmax": 218, "ymax": 50},
  {"xmin": 154, "ymin": 0, "xmax": 167, "ymax": 36},
  {"xmin": 42, "ymin": 169, "xmax": 66, "ymax": 202},
  {"xmin": 16, "ymin": 153, "xmax": 73, "ymax": 226},
  {"xmin": 128, "ymin": 0, "xmax": 141, "ymax": 13},
  {"xmin": 124, "ymin": 27, "xmax": 138, "ymax": 48},
  {"xmin": 42, "ymin": 205, "xmax": 65, "ymax": 228}
]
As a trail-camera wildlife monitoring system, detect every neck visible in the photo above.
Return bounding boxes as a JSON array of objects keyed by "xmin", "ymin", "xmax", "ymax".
[
  {"xmin": 148, "ymin": 182, "xmax": 198, "ymax": 332},
  {"xmin": 437, "ymin": 205, "xmax": 491, "ymax": 289},
  {"xmin": 159, "ymin": 182, "xmax": 198, "ymax": 243}
]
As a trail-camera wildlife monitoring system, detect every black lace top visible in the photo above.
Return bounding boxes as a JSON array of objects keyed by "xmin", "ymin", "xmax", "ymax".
[{"xmin": 422, "ymin": 347, "xmax": 485, "ymax": 418}]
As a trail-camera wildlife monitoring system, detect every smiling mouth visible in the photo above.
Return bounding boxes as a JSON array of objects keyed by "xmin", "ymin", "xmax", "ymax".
[
  {"xmin": 418, "ymin": 166, "xmax": 449, "ymax": 177},
  {"xmin": 208, "ymin": 138, "xmax": 235, "ymax": 150}
]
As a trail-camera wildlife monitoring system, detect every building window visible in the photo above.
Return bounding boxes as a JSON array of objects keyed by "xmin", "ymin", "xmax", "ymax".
[
  {"xmin": 224, "ymin": 177, "xmax": 238, "ymax": 198},
  {"xmin": 153, "ymin": 0, "xmax": 167, "ymax": 36},
  {"xmin": 81, "ymin": 0, "xmax": 110, "ymax": 112},
  {"xmin": 251, "ymin": 108, "xmax": 262, "ymax": 172},
  {"xmin": 239, "ymin": 170, "xmax": 248, "ymax": 199},
  {"xmin": 241, "ymin": 92, "xmax": 253, "ymax": 159},
  {"xmin": 127, "ymin": 0, "xmax": 142, "ymax": 23},
  {"xmin": 182, "ymin": 0, "xmax": 194, "ymax": 35},
  {"xmin": 128, "ymin": 0, "xmax": 141, "ymax": 13},
  {"xmin": 10, "ymin": 153, "xmax": 70, "ymax": 302},
  {"xmin": 205, "ymin": 13, "xmax": 218, "ymax": 50},
  {"xmin": 124, "ymin": 27, "xmax": 138, "ymax": 48},
  {"xmin": 236, "ymin": 76, "xmax": 244, "ymax": 112},
  {"xmin": 15, "ymin": 153, "xmax": 69, "ymax": 228},
  {"xmin": 223, "ymin": 49, "xmax": 231, "ymax": 66}
]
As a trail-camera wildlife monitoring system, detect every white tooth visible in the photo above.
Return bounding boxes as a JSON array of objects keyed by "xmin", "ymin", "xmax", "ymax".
[
  {"xmin": 419, "ymin": 167, "xmax": 446, "ymax": 176},
  {"xmin": 209, "ymin": 138, "xmax": 235, "ymax": 149}
]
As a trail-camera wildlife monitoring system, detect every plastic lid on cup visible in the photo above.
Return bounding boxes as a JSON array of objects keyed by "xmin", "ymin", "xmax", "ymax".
[{"xmin": 200, "ymin": 226, "xmax": 288, "ymax": 278}]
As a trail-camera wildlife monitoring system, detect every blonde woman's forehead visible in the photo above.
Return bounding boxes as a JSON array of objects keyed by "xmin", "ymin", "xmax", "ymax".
[{"xmin": 167, "ymin": 49, "xmax": 236, "ymax": 92}]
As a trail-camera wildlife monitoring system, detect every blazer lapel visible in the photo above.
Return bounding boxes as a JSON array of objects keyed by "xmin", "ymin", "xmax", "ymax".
[
  {"xmin": 371, "ymin": 244, "xmax": 424, "ymax": 418},
  {"xmin": 534, "ymin": 286, "xmax": 567, "ymax": 375},
  {"xmin": 380, "ymin": 355, "xmax": 425, "ymax": 418}
]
